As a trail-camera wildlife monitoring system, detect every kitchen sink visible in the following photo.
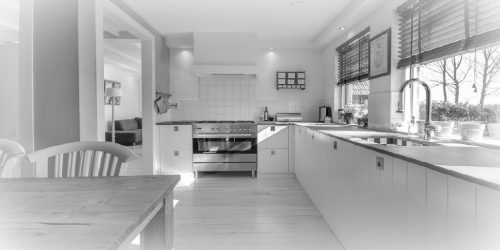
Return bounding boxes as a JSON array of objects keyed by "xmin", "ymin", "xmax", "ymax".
[{"xmin": 349, "ymin": 135, "xmax": 442, "ymax": 147}]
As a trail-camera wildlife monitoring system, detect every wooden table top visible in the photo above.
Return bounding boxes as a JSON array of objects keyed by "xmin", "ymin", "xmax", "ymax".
[{"xmin": 0, "ymin": 175, "xmax": 180, "ymax": 250}]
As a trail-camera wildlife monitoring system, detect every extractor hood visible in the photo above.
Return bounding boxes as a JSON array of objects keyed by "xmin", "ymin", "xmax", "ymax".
[{"xmin": 193, "ymin": 32, "xmax": 258, "ymax": 77}]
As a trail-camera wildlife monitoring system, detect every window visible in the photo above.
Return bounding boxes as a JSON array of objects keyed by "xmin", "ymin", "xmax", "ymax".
[
  {"xmin": 397, "ymin": 0, "xmax": 500, "ymax": 69},
  {"xmin": 337, "ymin": 28, "xmax": 370, "ymax": 123},
  {"xmin": 337, "ymin": 28, "xmax": 370, "ymax": 84},
  {"xmin": 397, "ymin": 0, "xmax": 500, "ymax": 144}
]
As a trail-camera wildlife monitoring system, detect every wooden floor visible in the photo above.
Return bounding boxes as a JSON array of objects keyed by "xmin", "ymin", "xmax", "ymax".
[{"xmin": 172, "ymin": 172, "xmax": 344, "ymax": 250}]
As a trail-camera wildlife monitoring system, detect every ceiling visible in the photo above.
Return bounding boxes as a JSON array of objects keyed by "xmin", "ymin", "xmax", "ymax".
[
  {"xmin": 104, "ymin": 39, "xmax": 141, "ymax": 74},
  {"xmin": 123, "ymin": 0, "xmax": 373, "ymax": 49}
]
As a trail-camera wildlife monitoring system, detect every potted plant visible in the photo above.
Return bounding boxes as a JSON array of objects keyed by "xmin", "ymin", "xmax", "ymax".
[
  {"xmin": 343, "ymin": 103, "xmax": 367, "ymax": 125},
  {"xmin": 430, "ymin": 102, "xmax": 456, "ymax": 138}
]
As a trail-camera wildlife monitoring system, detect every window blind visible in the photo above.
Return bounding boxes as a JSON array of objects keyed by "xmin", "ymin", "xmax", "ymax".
[
  {"xmin": 397, "ymin": 0, "xmax": 500, "ymax": 69},
  {"xmin": 337, "ymin": 27, "xmax": 370, "ymax": 85}
]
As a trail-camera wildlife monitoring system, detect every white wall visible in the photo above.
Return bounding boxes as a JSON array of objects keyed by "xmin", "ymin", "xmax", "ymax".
[
  {"xmin": 104, "ymin": 65, "xmax": 142, "ymax": 130},
  {"xmin": 321, "ymin": 0, "xmax": 406, "ymax": 130},
  {"xmin": 167, "ymin": 48, "xmax": 324, "ymax": 122},
  {"xmin": 0, "ymin": 45, "xmax": 20, "ymax": 141},
  {"xmin": 32, "ymin": 0, "xmax": 80, "ymax": 150}
]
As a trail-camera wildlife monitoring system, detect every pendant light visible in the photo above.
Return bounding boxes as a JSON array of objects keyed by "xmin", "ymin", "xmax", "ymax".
[{"xmin": 472, "ymin": 0, "xmax": 479, "ymax": 93}]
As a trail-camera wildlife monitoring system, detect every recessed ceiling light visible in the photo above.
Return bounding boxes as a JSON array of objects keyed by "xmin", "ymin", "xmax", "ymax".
[
  {"xmin": 339, "ymin": 26, "xmax": 347, "ymax": 31},
  {"xmin": 269, "ymin": 47, "xmax": 274, "ymax": 51}
]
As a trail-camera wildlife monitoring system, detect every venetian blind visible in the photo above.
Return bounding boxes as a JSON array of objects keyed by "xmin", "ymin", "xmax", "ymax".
[
  {"xmin": 337, "ymin": 27, "xmax": 370, "ymax": 85},
  {"xmin": 397, "ymin": 0, "xmax": 500, "ymax": 69}
]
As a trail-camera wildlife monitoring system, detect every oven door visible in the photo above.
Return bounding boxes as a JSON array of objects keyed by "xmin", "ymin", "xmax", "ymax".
[{"xmin": 193, "ymin": 138, "xmax": 257, "ymax": 155}]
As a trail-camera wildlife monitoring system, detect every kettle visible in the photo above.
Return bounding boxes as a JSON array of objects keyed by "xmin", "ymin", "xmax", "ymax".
[{"xmin": 319, "ymin": 106, "xmax": 332, "ymax": 122}]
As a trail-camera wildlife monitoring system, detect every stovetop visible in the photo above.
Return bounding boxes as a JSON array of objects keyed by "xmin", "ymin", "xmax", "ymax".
[{"xmin": 192, "ymin": 121, "xmax": 257, "ymax": 138}]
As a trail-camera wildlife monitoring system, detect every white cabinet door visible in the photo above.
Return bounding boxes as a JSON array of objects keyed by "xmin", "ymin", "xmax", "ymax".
[
  {"xmin": 368, "ymin": 151, "xmax": 393, "ymax": 250},
  {"xmin": 163, "ymin": 125, "xmax": 192, "ymax": 151},
  {"xmin": 257, "ymin": 125, "xmax": 288, "ymax": 149},
  {"xmin": 447, "ymin": 176, "xmax": 476, "ymax": 250},
  {"xmin": 258, "ymin": 148, "xmax": 288, "ymax": 173},
  {"xmin": 350, "ymin": 145, "xmax": 371, "ymax": 250},
  {"xmin": 391, "ymin": 158, "xmax": 408, "ymax": 250},
  {"xmin": 159, "ymin": 125, "xmax": 193, "ymax": 176},
  {"xmin": 426, "ymin": 169, "xmax": 448, "ymax": 250},
  {"xmin": 476, "ymin": 185, "xmax": 500, "ymax": 250},
  {"xmin": 163, "ymin": 149, "xmax": 192, "ymax": 175},
  {"xmin": 406, "ymin": 163, "xmax": 426, "ymax": 250}
]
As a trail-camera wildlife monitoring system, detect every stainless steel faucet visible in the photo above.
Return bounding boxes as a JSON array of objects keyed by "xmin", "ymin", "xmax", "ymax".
[{"xmin": 397, "ymin": 78, "xmax": 434, "ymax": 140}]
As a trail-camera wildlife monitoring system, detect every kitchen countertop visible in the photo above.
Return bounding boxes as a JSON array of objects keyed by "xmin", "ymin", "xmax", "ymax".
[{"xmin": 295, "ymin": 123, "xmax": 500, "ymax": 191}]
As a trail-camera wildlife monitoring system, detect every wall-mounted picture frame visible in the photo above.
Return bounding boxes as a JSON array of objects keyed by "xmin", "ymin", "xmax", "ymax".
[
  {"xmin": 104, "ymin": 80, "xmax": 121, "ymax": 105},
  {"xmin": 369, "ymin": 28, "xmax": 391, "ymax": 79}
]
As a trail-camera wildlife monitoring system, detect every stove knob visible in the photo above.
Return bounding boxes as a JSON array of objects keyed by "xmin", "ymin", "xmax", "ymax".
[
  {"xmin": 225, "ymin": 128, "xmax": 229, "ymax": 131},
  {"xmin": 211, "ymin": 128, "xmax": 215, "ymax": 132},
  {"xmin": 248, "ymin": 128, "xmax": 252, "ymax": 132}
]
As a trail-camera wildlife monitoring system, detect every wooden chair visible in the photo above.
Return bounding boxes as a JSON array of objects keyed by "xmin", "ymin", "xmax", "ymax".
[
  {"xmin": 23, "ymin": 141, "xmax": 138, "ymax": 178},
  {"xmin": 0, "ymin": 139, "xmax": 26, "ymax": 175}
]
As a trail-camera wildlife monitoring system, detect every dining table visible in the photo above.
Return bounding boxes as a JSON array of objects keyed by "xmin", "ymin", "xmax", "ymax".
[{"xmin": 0, "ymin": 175, "xmax": 180, "ymax": 250}]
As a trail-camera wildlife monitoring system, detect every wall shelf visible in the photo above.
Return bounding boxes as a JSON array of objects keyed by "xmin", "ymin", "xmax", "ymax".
[{"xmin": 276, "ymin": 71, "xmax": 306, "ymax": 90}]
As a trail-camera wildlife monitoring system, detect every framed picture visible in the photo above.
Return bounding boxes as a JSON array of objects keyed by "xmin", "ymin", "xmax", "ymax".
[
  {"xmin": 104, "ymin": 80, "xmax": 121, "ymax": 105},
  {"xmin": 369, "ymin": 28, "xmax": 391, "ymax": 79}
]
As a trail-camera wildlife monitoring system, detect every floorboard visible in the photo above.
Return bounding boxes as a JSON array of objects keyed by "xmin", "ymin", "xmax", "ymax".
[{"xmin": 172, "ymin": 172, "xmax": 344, "ymax": 250}]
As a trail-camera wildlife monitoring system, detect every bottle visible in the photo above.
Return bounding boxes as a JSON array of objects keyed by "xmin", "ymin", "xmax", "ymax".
[{"xmin": 263, "ymin": 107, "xmax": 269, "ymax": 121}]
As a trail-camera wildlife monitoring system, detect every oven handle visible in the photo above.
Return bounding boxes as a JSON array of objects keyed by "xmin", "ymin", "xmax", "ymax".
[{"xmin": 194, "ymin": 134, "xmax": 255, "ymax": 138}]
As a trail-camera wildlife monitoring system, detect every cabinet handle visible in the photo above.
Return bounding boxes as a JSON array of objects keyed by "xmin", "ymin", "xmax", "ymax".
[
  {"xmin": 312, "ymin": 134, "xmax": 315, "ymax": 140},
  {"xmin": 376, "ymin": 156, "xmax": 384, "ymax": 170},
  {"xmin": 333, "ymin": 141, "xmax": 338, "ymax": 150},
  {"xmin": 174, "ymin": 151, "xmax": 179, "ymax": 156},
  {"xmin": 271, "ymin": 150, "xmax": 276, "ymax": 156}
]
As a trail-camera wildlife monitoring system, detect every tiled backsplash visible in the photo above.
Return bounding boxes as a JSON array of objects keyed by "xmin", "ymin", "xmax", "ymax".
[{"xmin": 170, "ymin": 77, "xmax": 323, "ymax": 121}]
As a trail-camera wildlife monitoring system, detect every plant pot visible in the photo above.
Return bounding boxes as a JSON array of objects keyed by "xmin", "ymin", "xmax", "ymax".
[
  {"xmin": 487, "ymin": 123, "xmax": 500, "ymax": 139},
  {"xmin": 459, "ymin": 122, "xmax": 485, "ymax": 141},
  {"xmin": 434, "ymin": 121, "xmax": 455, "ymax": 138},
  {"xmin": 344, "ymin": 113, "xmax": 356, "ymax": 124}
]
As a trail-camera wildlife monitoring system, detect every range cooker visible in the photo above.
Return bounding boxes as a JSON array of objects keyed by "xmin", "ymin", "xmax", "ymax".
[{"xmin": 192, "ymin": 121, "xmax": 257, "ymax": 178}]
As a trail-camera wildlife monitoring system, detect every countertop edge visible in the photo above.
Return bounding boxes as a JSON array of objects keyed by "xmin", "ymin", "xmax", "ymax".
[{"xmin": 296, "ymin": 124, "xmax": 500, "ymax": 191}]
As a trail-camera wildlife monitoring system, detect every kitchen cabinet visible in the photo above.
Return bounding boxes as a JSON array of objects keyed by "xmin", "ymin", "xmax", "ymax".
[
  {"xmin": 367, "ymin": 151, "xmax": 393, "ymax": 250},
  {"xmin": 447, "ymin": 176, "xmax": 476, "ymax": 250},
  {"xmin": 258, "ymin": 125, "xmax": 289, "ymax": 173},
  {"xmin": 426, "ymin": 169, "xmax": 448, "ymax": 250},
  {"xmin": 391, "ymin": 158, "xmax": 408, "ymax": 250},
  {"xmin": 292, "ymin": 125, "xmax": 500, "ymax": 250},
  {"xmin": 159, "ymin": 125, "xmax": 193, "ymax": 175},
  {"xmin": 406, "ymin": 163, "xmax": 426, "ymax": 250},
  {"xmin": 476, "ymin": 185, "xmax": 500, "ymax": 250},
  {"xmin": 257, "ymin": 149, "xmax": 288, "ymax": 173}
]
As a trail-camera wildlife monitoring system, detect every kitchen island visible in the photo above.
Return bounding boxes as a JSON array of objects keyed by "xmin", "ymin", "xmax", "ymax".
[{"xmin": 292, "ymin": 123, "xmax": 500, "ymax": 250}]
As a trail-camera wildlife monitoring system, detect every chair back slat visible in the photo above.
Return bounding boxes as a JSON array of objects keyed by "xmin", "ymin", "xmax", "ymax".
[{"xmin": 26, "ymin": 142, "xmax": 137, "ymax": 178}]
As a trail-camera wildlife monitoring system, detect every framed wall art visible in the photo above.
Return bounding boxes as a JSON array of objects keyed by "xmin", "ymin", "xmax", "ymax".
[
  {"xmin": 104, "ymin": 80, "xmax": 121, "ymax": 105},
  {"xmin": 369, "ymin": 28, "xmax": 391, "ymax": 79}
]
